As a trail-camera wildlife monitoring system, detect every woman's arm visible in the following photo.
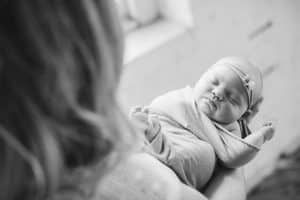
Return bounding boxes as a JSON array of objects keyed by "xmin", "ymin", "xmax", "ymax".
[
  {"xmin": 204, "ymin": 165, "xmax": 247, "ymax": 200},
  {"xmin": 97, "ymin": 153, "xmax": 208, "ymax": 200}
]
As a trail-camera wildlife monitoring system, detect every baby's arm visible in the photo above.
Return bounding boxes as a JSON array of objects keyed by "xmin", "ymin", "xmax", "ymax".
[
  {"xmin": 243, "ymin": 122, "xmax": 275, "ymax": 148},
  {"xmin": 130, "ymin": 106, "xmax": 173, "ymax": 158},
  {"xmin": 216, "ymin": 122, "xmax": 275, "ymax": 168},
  {"xmin": 131, "ymin": 107, "xmax": 215, "ymax": 190}
]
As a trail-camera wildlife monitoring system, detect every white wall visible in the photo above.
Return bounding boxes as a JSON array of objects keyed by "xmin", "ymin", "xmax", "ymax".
[{"xmin": 118, "ymin": 0, "xmax": 300, "ymax": 191}]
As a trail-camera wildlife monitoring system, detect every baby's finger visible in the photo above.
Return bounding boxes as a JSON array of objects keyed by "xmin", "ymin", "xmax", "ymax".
[
  {"xmin": 130, "ymin": 114, "xmax": 149, "ymax": 131},
  {"xmin": 262, "ymin": 124, "xmax": 275, "ymax": 141},
  {"xmin": 263, "ymin": 122, "xmax": 273, "ymax": 127},
  {"xmin": 265, "ymin": 129, "xmax": 275, "ymax": 141},
  {"xmin": 129, "ymin": 106, "xmax": 143, "ymax": 115},
  {"xmin": 141, "ymin": 106, "xmax": 151, "ymax": 114}
]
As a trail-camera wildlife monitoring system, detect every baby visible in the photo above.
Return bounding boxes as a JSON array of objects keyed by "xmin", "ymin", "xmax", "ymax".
[{"xmin": 131, "ymin": 57, "xmax": 275, "ymax": 191}]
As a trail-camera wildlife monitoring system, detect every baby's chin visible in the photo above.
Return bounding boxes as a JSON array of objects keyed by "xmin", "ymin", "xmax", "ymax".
[
  {"xmin": 198, "ymin": 102, "xmax": 214, "ymax": 118},
  {"xmin": 198, "ymin": 103, "xmax": 227, "ymax": 124},
  {"xmin": 198, "ymin": 100, "xmax": 213, "ymax": 114}
]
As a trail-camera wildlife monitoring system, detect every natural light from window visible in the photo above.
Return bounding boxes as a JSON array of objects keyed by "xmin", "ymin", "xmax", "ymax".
[{"xmin": 115, "ymin": 0, "xmax": 194, "ymax": 64}]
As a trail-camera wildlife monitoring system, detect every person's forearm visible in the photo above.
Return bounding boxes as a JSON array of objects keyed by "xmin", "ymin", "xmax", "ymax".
[
  {"xmin": 207, "ymin": 122, "xmax": 259, "ymax": 168},
  {"xmin": 243, "ymin": 123, "xmax": 275, "ymax": 149},
  {"xmin": 145, "ymin": 117, "xmax": 162, "ymax": 142},
  {"xmin": 180, "ymin": 184, "xmax": 208, "ymax": 200},
  {"xmin": 217, "ymin": 137, "xmax": 259, "ymax": 168},
  {"xmin": 204, "ymin": 166, "xmax": 246, "ymax": 200},
  {"xmin": 243, "ymin": 130, "xmax": 264, "ymax": 149},
  {"xmin": 217, "ymin": 129, "xmax": 266, "ymax": 168}
]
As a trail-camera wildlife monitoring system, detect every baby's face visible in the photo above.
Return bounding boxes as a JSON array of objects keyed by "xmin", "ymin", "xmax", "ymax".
[{"xmin": 194, "ymin": 65, "xmax": 248, "ymax": 124}]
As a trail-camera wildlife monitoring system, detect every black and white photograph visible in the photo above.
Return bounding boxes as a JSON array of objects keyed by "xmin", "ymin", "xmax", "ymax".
[{"xmin": 0, "ymin": 1, "xmax": 299, "ymax": 200}]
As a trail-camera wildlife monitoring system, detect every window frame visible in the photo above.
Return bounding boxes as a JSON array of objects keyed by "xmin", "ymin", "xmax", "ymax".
[{"xmin": 115, "ymin": 0, "xmax": 194, "ymax": 64}]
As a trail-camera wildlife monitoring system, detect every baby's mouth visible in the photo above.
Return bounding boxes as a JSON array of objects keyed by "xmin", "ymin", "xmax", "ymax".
[{"xmin": 203, "ymin": 97, "xmax": 218, "ymax": 111}]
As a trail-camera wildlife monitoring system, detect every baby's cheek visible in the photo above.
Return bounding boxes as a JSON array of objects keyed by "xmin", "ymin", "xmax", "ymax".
[{"xmin": 219, "ymin": 104, "xmax": 237, "ymax": 121}]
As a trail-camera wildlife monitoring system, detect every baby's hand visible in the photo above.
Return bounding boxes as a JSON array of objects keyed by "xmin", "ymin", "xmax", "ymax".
[
  {"xmin": 129, "ymin": 106, "xmax": 150, "ymax": 131},
  {"xmin": 259, "ymin": 122, "xmax": 275, "ymax": 142},
  {"xmin": 130, "ymin": 106, "xmax": 161, "ymax": 138}
]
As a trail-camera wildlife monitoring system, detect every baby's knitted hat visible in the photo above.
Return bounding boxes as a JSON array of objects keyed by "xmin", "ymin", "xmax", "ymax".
[{"xmin": 212, "ymin": 57, "xmax": 263, "ymax": 110}]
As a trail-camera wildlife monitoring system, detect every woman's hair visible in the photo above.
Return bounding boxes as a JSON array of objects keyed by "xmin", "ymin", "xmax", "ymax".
[{"xmin": 0, "ymin": 1, "xmax": 135, "ymax": 199}]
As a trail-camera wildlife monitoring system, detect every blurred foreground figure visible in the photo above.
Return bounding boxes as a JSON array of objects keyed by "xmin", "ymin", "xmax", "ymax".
[{"xmin": 0, "ymin": 0, "xmax": 134, "ymax": 199}]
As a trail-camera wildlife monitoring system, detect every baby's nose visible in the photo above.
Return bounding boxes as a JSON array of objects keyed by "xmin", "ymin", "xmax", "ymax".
[{"xmin": 212, "ymin": 87, "xmax": 224, "ymax": 101}]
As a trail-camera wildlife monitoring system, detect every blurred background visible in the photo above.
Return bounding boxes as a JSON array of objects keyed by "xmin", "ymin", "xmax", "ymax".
[{"xmin": 115, "ymin": 0, "xmax": 300, "ymax": 198}]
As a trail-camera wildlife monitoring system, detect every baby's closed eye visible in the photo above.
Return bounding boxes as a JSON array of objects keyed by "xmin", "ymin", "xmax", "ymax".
[{"xmin": 226, "ymin": 92, "xmax": 240, "ymax": 105}]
